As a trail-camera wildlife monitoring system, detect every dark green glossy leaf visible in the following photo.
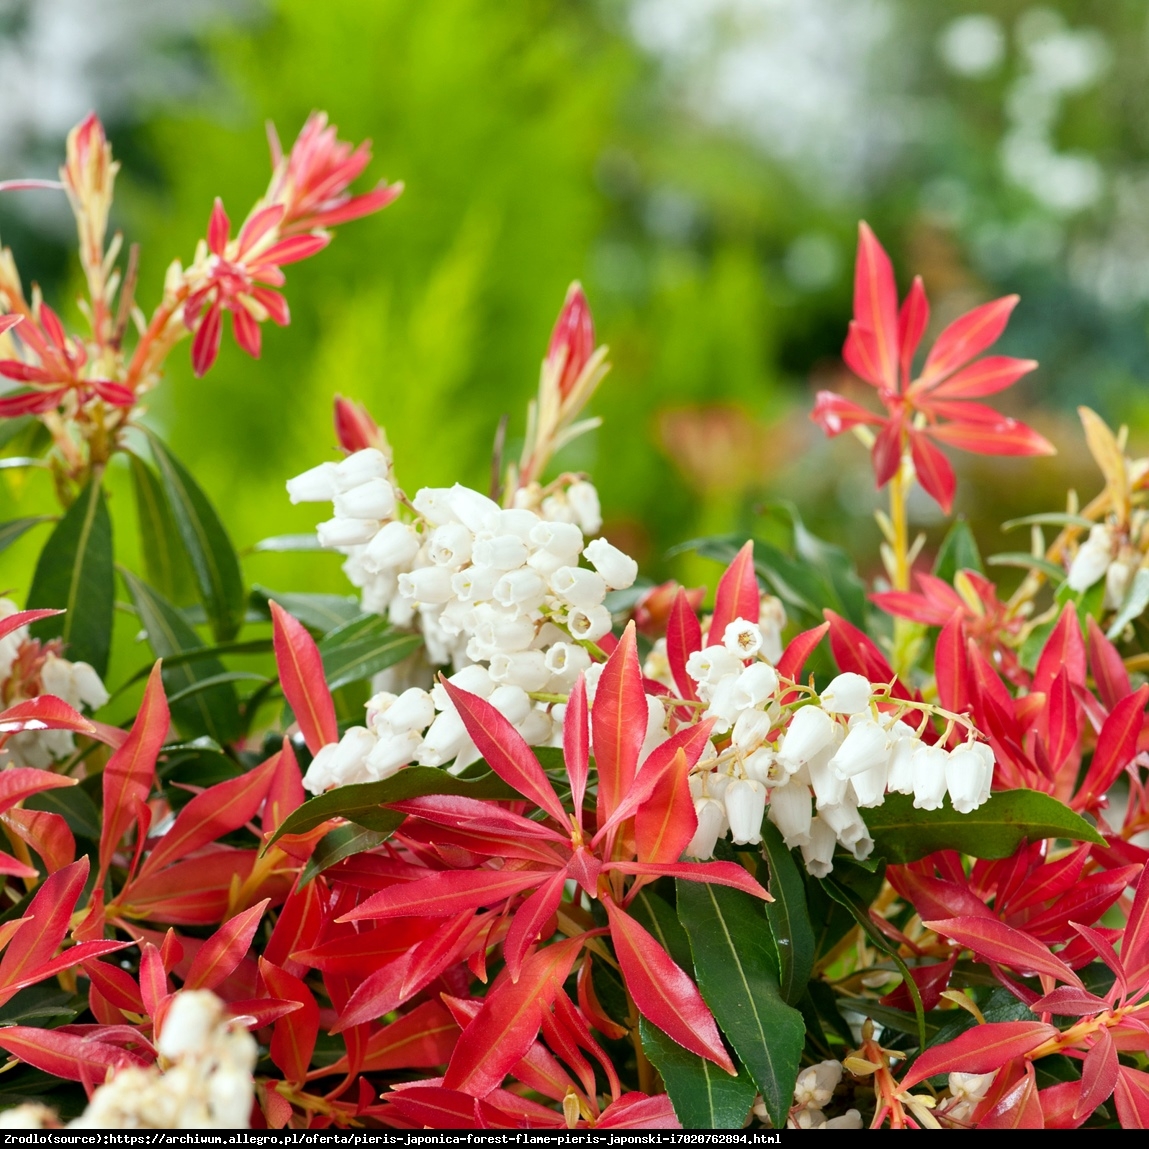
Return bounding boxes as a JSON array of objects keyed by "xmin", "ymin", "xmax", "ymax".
[
  {"xmin": 640, "ymin": 1018, "xmax": 756, "ymax": 1129},
  {"xmin": 676, "ymin": 879, "xmax": 804, "ymax": 1127},
  {"xmin": 27, "ymin": 478, "xmax": 113, "ymax": 676},
  {"xmin": 144, "ymin": 430, "xmax": 245, "ymax": 641},
  {"xmin": 250, "ymin": 585, "xmax": 362, "ymax": 631},
  {"xmin": 25, "ymin": 783, "xmax": 102, "ymax": 840},
  {"xmin": 0, "ymin": 516, "xmax": 52, "ymax": 555},
  {"xmin": 933, "ymin": 517, "xmax": 983, "ymax": 581},
  {"xmin": 320, "ymin": 622, "xmax": 422, "ymax": 693},
  {"xmin": 269, "ymin": 766, "xmax": 518, "ymax": 843},
  {"xmin": 120, "ymin": 569, "xmax": 242, "ymax": 744},
  {"xmin": 866, "ymin": 790, "xmax": 1103, "ymax": 865},
  {"xmin": 759, "ymin": 822, "xmax": 815, "ymax": 1006},
  {"xmin": 301, "ymin": 824, "xmax": 386, "ymax": 886},
  {"xmin": 129, "ymin": 452, "xmax": 195, "ymax": 603}
]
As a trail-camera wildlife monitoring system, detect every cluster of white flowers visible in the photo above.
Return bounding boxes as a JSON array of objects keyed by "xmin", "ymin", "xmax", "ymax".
[
  {"xmin": 749, "ymin": 1059, "xmax": 862, "ymax": 1129},
  {"xmin": 0, "ymin": 598, "xmax": 109, "ymax": 769},
  {"xmin": 683, "ymin": 640, "xmax": 996, "ymax": 877},
  {"xmin": 0, "ymin": 991, "xmax": 255, "ymax": 1129},
  {"xmin": 939, "ymin": 1070, "xmax": 996, "ymax": 1126},
  {"xmin": 1066, "ymin": 518, "xmax": 1148, "ymax": 610},
  {"xmin": 288, "ymin": 449, "xmax": 641, "ymax": 793}
]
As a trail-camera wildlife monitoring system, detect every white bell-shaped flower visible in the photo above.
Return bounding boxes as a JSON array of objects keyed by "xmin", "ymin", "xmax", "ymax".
[
  {"xmin": 777, "ymin": 704, "xmax": 836, "ymax": 771},
  {"xmin": 828, "ymin": 718, "xmax": 889, "ymax": 779},
  {"xmin": 1067, "ymin": 524, "xmax": 1114, "ymax": 593},
  {"xmin": 767, "ymin": 778, "xmax": 813, "ymax": 848},
  {"xmin": 286, "ymin": 461, "xmax": 339, "ymax": 504},
  {"xmin": 362, "ymin": 520, "xmax": 420, "ymax": 572},
  {"xmin": 945, "ymin": 742, "xmax": 994, "ymax": 813},
  {"xmin": 911, "ymin": 743, "xmax": 949, "ymax": 811},
  {"xmin": 550, "ymin": 566, "xmax": 608, "ymax": 610},
  {"xmin": 317, "ymin": 517, "xmax": 379, "ymax": 548},
  {"xmin": 473, "ymin": 534, "xmax": 530, "ymax": 571},
  {"xmin": 384, "ymin": 688, "xmax": 435, "ymax": 735},
  {"xmin": 820, "ymin": 672, "xmax": 872, "ymax": 716},
  {"xmin": 687, "ymin": 798, "xmax": 726, "ymax": 859},
  {"xmin": 800, "ymin": 817, "xmax": 838, "ymax": 878},
  {"xmin": 566, "ymin": 604, "xmax": 612, "ymax": 642},
  {"xmin": 733, "ymin": 662, "xmax": 778, "ymax": 710},
  {"xmin": 334, "ymin": 477, "xmax": 395, "ymax": 521},
  {"xmin": 427, "ymin": 522, "xmax": 474, "ymax": 568},
  {"xmin": 885, "ymin": 722, "xmax": 919, "ymax": 794},
  {"xmin": 334, "ymin": 448, "xmax": 390, "ymax": 491},
  {"xmin": 725, "ymin": 778, "xmax": 767, "ymax": 845},
  {"xmin": 582, "ymin": 538, "xmax": 638, "ymax": 590},
  {"xmin": 722, "ymin": 619, "xmax": 763, "ymax": 659}
]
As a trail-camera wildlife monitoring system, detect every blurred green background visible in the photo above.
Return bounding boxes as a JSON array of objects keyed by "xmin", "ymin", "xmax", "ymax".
[{"xmin": 1, "ymin": 0, "xmax": 1147, "ymax": 636}]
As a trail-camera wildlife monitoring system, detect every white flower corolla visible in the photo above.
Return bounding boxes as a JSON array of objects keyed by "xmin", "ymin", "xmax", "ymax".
[
  {"xmin": 398, "ymin": 567, "xmax": 455, "ymax": 605},
  {"xmin": 820, "ymin": 672, "xmax": 872, "ymax": 716},
  {"xmin": 334, "ymin": 448, "xmax": 390, "ymax": 491},
  {"xmin": 725, "ymin": 778, "xmax": 767, "ymax": 845},
  {"xmin": 722, "ymin": 619, "xmax": 763, "ymax": 660},
  {"xmin": 444, "ymin": 484, "xmax": 501, "ymax": 532},
  {"xmin": 493, "ymin": 569, "xmax": 548, "ymax": 614},
  {"xmin": 885, "ymin": 721, "xmax": 919, "ymax": 794},
  {"xmin": 582, "ymin": 538, "xmax": 638, "ymax": 590},
  {"xmin": 489, "ymin": 650, "xmax": 550, "ymax": 691},
  {"xmin": 823, "ymin": 1111, "xmax": 864, "ymax": 1130},
  {"xmin": 1106, "ymin": 558, "xmax": 1134, "ymax": 611},
  {"xmin": 743, "ymin": 747, "xmax": 783, "ymax": 786},
  {"xmin": 945, "ymin": 742, "xmax": 995, "ymax": 813},
  {"xmin": 365, "ymin": 731, "xmax": 422, "ymax": 779},
  {"xmin": 333, "ymin": 477, "xmax": 395, "ymax": 521},
  {"xmin": 411, "ymin": 486, "xmax": 459, "ymax": 526},
  {"xmin": 383, "ymin": 688, "xmax": 436, "ymax": 735},
  {"xmin": 794, "ymin": 1060, "xmax": 843, "ymax": 1110},
  {"xmin": 759, "ymin": 596, "xmax": 786, "ymax": 665},
  {"xmin": 430, "ymin": 665, "xmax": 497, "ymax": 709},
  {"xmin": 451, "ymin": 565, "xmax": 499, "ymax": 603},
  {"xmin": 40, "ymin": 654, "xmax": 110, "ymax": 713},
  {"xmin": 529, "ymin": 520, "xmax": 584, "ymax": 560},
  {"xmin": 550, "ymin": 566, "xmax": 608, "ymax": 610},
  {"xmin": 829, "ymin": 719, "xmax": 889, "ymax": 779},
  {"xmin": 732, "ymin": 708, "xmax": 773, "ymax": 753},
  {"xmin": 1067, "ymin": 524, "xmax": 1114, "ymax": 592},
  {"xmin": 945, "ymin": 1070, "xmax": 997, "ymax": 1124},
  {"xmin": 911, "ymin": 743, "xmax": 950, "ymax": 811},
  {"xmin": 733, "ymin": 662, "xmax": 779, "ymax": 710},
  {"xmin": 807, "ymin": 741, "xmax": 848, "ymax": 808},
  {"xmin": 850, "ymin": 757, "xmax": 889, "ymax": 809},
  {"xmin": 488, "ymin": 685, "xmax": 533, "ymax": 727},
  {"xmin": 687, "ymin": 797, "xmax": 727, "ymax": 860},
  {"xmin": 566, "ymin": 604, "xmax": 612, "ymax": 642},
  {"xmin": 361, "ymin": 520, "xmax": 421, "ymax": 573},
  {"xmin": 286, "ymin": 460, "xmax": 338, "ymax": 503},
  {"xmin": 801, "ymin": 816, "xmax": 838, "ymax": 878},
  {"xmin": 544, "ymin": 642, "xmax": 592, "ymax": 687},
  {"xmin": 317, "ymin": 516, "xmax": 380, "ymax": 548},
  {"xmin": 417, "ymin": 708, "xmax": 472, "ymax": 767},
  {"xmin": 777, "ymin": 705, "xmax": 835, "ymax": 772},
  {"xmin": 767, "ymin": 778, "xmax": 813, "ymax": 848},
  {"xmin": 685, "ymin": 645, "xmax": 744, "ymax": 696},
  {"xmin": 566, "ymin": 480, "xmax": 602, "ymax": 534},
  {"xmin": 427, "ymin": 522, "xmax": 474, "ymax": 569}
]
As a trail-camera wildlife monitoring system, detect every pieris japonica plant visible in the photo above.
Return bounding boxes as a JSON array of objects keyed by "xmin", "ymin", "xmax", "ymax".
[{"xmin": 0, "ymin": 119, "xmax": 1146, "ymax": 1133}]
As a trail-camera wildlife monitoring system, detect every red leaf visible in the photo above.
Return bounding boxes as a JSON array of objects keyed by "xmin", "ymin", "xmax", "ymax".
[
  {"xmin": 1077, "ymin": 1026, "xmax": 1119, "ymax": 1118},
  {"xmin": 1045, "ymin": 667, "xmax": 1080, "ymax": 771},
  {"xmin": 1119, "ymin": 864, "xmax": 1149, "ymax": 988},
  {"xmin": 118, "ymin": 848, "xmax": 257, "ymax": 925},
  {"xmin": 0, "ymin": 608, "xmax": 61, "ymax": 642},
  {"xmin": 708, "ymin": 543, "xmax": 760, "ymax": 647},
  {"xmin": 235, "ymin": 204, "xmax": 284, "ymax": 258},
  {"xmin": 1040, "ymin": 1079, "xmax": 1089, "ymax": 1129},
  {"xmin": 83, "ymin": 960, "xmax": 144, "ymax": 1014},
  {"xmin": 880, "ymin": 955, "xmax": 955, "ymax": 1012},
  {"xmin": 776, "ymin": 622, "xmax": 829, "ymax": 683},
  {"xmin": 260, "ymin": 958, "xmax": 319, "ymax": 1086},
  {"xmin": 900, "ymin": 1021, "xmax": 1056, "ymax": 1090},
  {"xmin": 443, "ymin": 937, "xmax": 583, "ymax": 1096},
  {"xmin": 259, "ymin": 233, "xmax": 330, "ymax": 267},
  {"xmin": 442, "ymin": 680, "xmax": 566, "ymax": 824},
  {"xmin": 0, "ymin": 857, "xmax": 91, "ymax": 1005},
  {"xmin": 191, "ymin": 301, "xmax": 223, "ymax": 377},
  {"xmin": 871, "ymin": 418, "xmax": 903, "ymax": 489},
  {"xmin": 919, "ymin": 296, "xmax": 1018, "ymax": 387},
  {"xmin": 596, "ymin": 1092, "xmax": 681, "ymax": 1129},
  {"xmin": 1114, "ymin": 1067, "xmax": 1149, "ymax": 1128},
  {"xmin": 824, "ymin": 610, "xmax": 900, "ymax": 692},
  {"xmin": 262, "ymin": 739, "xmax": 305, "ymax": 834},
  {"xmin": 0, "ymin": 768, "xmax": 76, "ymax": 818},
  {"xmin": 843, "ymin": 320, "xmax": 886, "ymax": 390},
  {"xmin": 355, "ymin": 1001, "xmax": 460, "ymax": 1073},
  {"xmin": 0, "ymin": 387, "xmax": 66, "ymax": 417},
  {"xmin": 138, "ymin": 753, "xmax": 279, "ymax": 879},
  {"xmin": 503, "ymin": 868, "xmax": 567, "ymax": 981},
  {"xmin": 1034, "ymin": 603, "xmax": 1087, "ymax": 694},
  {"xmin": 1068, "ymin": 921, "xmax": 1126, "ymax": 993},
  {"xmin": 1, "ymin": 809, "xmax": 73, "ymax": 873},
  {"xmin": 1087, "ymin": 616, "xmax": 1132, "ymax": 711},
  {"xmin": 667, "ymin": 590, "xmax": 702, "ymax": 701},
  {"xmin": 935, "ymin": 610, "xmax": 969, "ymax": 714},
  {"xmin": 270, "ymin": 601, "xmax": 337, "ymax": 754},
  {"xmin": 810, "ymin": 388, "xmax": 882, "ymax": 435},
  {"xmin": 898, "ymin": 275, "xmax": 929, "ymax": 387},
  {"xmin": 591, "ymin": 623, "xmax": 647, "ymax": 831},
  {"xmin": 605, "ymin": 899, "xmax": 733, "ymax": 1073},
  {"xmin": 976, "ymin": 1060, "xmax": 1043, "ymax": 1129},
  {"xmin": 0, "ymin": 694, "xmax": 95, "ymax": 737},
  {"xmin": 564, "ymin": 675, "xmax": 590, "ymax": 825},
  {"xmin": 232, "ymin": 307, "xmax": 262, "ymax": 359},
  {"xmin": 384, "ymin": 1086, "xmax": 479, "ymax": 1129},
  {"xmin": 924, "ymin": 916, "xmax": 1082, "ymax": 987},
  {"xmin": 1024, "ymin": 865, "xmax": 1140, "ymax": 943},
  {"xmin": 929, "ymin": 356, "xmax": 1037, "ymax": 399},
  {"xmin": 609, "ymin": 860, "xmax": 770, "ymax": 900},
  {"xmin": 207, "ymin": 197, "xmax": 230, "ymax": 255},
  {"xmin": 184, "ymin": 899, "xmax": 270, "ymax": 991},
  {"xmin": 339, "ymin": 869, "xmax": 548, "ymax": 922},
  {"xmin": 910, "ymin": 430, "xmax": 956, "ymax": 513},
  {"xmin": 99, "ymin": 662, "xmax": 168, "ymax": 883},
  {"xmin": 1029, "ymin": 985, "xmax": 1110, "ymax": 1016},
  {"xmin": 635, "ymin": 748, "xmax": 697, "ymax": 864},
  {"xmin": 852, "ymin": 222, "xmax": 899, "ymax": 391},
  {"xmin": 0, "ymin": 1026, "xmax": 150, "ymax": 1082},
  {"xmin": 928, "ymin": 417, "xmax": 1055, "ymax": 457},
  {"xmin": 1076, "ymin": 684, "xmax": 1147, "ymax": 811},
  {"xmin": 578, "ymin": 954, "xmax": 628, "ymax": 1041}
]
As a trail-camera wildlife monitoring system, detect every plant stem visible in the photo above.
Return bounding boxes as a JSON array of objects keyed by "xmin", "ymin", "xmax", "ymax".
[{"xmin": 888, "ymin": 457, "xmax": 917, "ymax": 678}]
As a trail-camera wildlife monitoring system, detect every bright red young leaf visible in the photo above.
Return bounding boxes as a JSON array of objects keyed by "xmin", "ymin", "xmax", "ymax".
[
  {"xmin": 184, "ymin": 900, "xmax": 270, "ymax": 991},
  {"xmin": 901, "ymin": 1021, "xmax": 1056, "ymax": 1090},
  {"xmin": 591, "ymin": 624, "xmax": 647, "ymax": 830},
  {"xmin": 925, "ymin": 916, "xmax": 1083, "ymax": 987},
  {"xmin": 667, "ymin": 590, "xmax": 702, "ymax": 701},
  {"xmin": 260, "ymin": 957, "xmax": 320, "ymax": 1086},
  {"xmin": 2, "ymin": 808, "xmax": 75, "ymax": 873},
  {"xmin": 0, "ymin": 1026, "xmax": 151, "ymax": 1083},
  {"xmin": 708, "ymin": 541, "xmax": 759, "ymax": 645},
  {"xmin": 270, "ymin": 600, "xmax": 337, "ymax": 754}
]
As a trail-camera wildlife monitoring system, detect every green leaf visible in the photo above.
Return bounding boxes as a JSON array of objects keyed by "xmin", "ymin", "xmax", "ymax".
[
  {"xmin": 250, "ymin": 585, "xmax": 363, "ymax": 631},
  {"xmin": 120, "ymin": 569, "xmax": 242, "ymax": 744},
  {"xmin": 129, "ymin": 453, "xmax": 195, "ymax": 604},
  {"xmin": 25, "ymin": 783, "xmax": 102, "ymax": 840},
  {"xmin": 987, "ymin": 552, "xmax": 1066, "ymax": 584},
  {"xmin": 269, "ymin": 766, "xmax": 518, "ymax": 843},
  {"xmin": 639, "ymin": 1018, "xmax": 757, "ymax": 1129},
  {"xmin": 0, "ymin": 416, "xmax": 32, "ymax": 450},
  {"xmin": 628, "ymin": 887, "xmax": 693, "ymax": 971},
  {"xmin": 300, "ymin": 825, "xmax": 386, "ymax": 886},
  {"xmin": 1108, "ymin": 568, "xmax": 1149, "ymax": 639},
  {"xmin": 144, "ymin": 429, "xmax": 245, "ymax": 642},
  {"xmin": 1000, "ymin": 512, "xmax": 1094, "ymax": 532},
  {"xmin": 319, "ymin": 618, "xmax": 423, "ymax": 692},
  {"xmin": 865, "ymin": 790, "xmax": 1104, "ymax": 865},
  {"xmin": 759, "ymin": 822, "xmax": 815, "ymax": 1006},
  {"xmin": 676, "ymin": 879, "xmax": 804, "ymax": 1128},
  {"xmin": 27, "ymin": 478, "xmax": 114, "ymax": 676},
  {"xmin": 933, "ymin": 518, "xmax": 983, "ymax": 581},
  {"xmin": 0, "ymin": 516, "xmax": 52, "ymax": 556}
]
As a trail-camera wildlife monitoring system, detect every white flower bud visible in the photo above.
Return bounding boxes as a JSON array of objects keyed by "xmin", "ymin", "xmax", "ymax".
[
  {"xmin": 450, "ymin": 564, "xmax": 498, "ymax": 602},
  {"xmin": 850, "ymin": 759, "xmax": 888, "ymax": 809},
  {"xmin": 820, "ymin": 672, "xmax": 873, "ymax": 716},
  {"xmin": 566, "ymin": 605, "xmax": 612, "ymax": 642},
  {"xmin": 550, "ymin": 566, "xmax": 608, "ymax": 610},
  {"xmin": 516, "ymin": 708, "xmax": 553, "ymax": 745},
  {"xmin": 365, "ymin": 730, "xmax": 421, "ymax": 779},
  {"xmin": 543, "ymin": 642, "xmax": 591, "ymax": 684},
  {"xmin": 824, "ymin": 1111, "xmax": 864, "ymax": 1129},
  {"xmin": 427, "ymin": 522, "xmax": 474, "ymax": 568},
  {"xmin": 821, "ymin": 798, "xmax": 869, "ymax": 851},
  {"xmin": 326, "ymin": 727, "xmax": 377, "ymax": 786},
  {"xmin": 470, "ymin": 610, "xmax": 536, "ymax": 655},
  {"xmin": 489, "ymin": 650, "xmax": 550, "ymax": 691},
  {"xmin": 333, "ymin": 477, "xmax": 395, "ymax": 521},
  {"xmin": 723, "ymin": 620, "xmax": 763, "ymax": 659},
  {"xmin": 767, "ymin": 779, "xmax": 813, "ymax": 848},
  {"xmin": 430, "ymin": 665, "xmax": 497, "ymax": 709},
  {"xmin": 472, "ymin": 534, "xmax": 530, "ymax": 571},
  {"xmin": 334, "ymin": 448, "xmax": 390, "ymax": 491},
  {"xmin": 732, "ymin": 708, "xmax": 773, "ymax": 753},
  {"xmin": 912, "ymin": 743, "xmax": 949, "ymax": 811},
  {"xmin": 445, "ymin": 484, "xmax": 501, "ymax": 532},
  {"xmin": 411, "ymin": 486, "xmax": 460, "ymax": 526},
  {"xmin": 794, "ymin": 1060, "xmax": 843, "ymax": 1110},
  {"xmin": 685, "ymin": 645, "xmax": 744, "ymax": 688},
  {"xmin": 946, "ymin": 742, "xmax": 994, "ymax": 814},
  {"xmin": 1067, "ymin": 524, "xmax": 1113, "ymax": 593},
  {"xmin": 527, "ymin": 548, "xmax": 567, "ymax": 578},
  {"xmin": 286, "ymin": 461, "xmax": 339, "ymax": 503},
  {"xmin": 777, "ymin": 705, "xmax": 835, "ymax": 771},
  {"xmin": 493, "ymin": 569, "xmax": 547, "ymax": 613},
  {"xmin": 733, "ymin": 662, "xmax": 778, "ymax": 709},
  {"xmin": 743, "ymin": 748, "xmax": 783, "ymax": 786},
  {"xmin": 488, "ymin": 685, "xmax": 533, "ymax": 727},
  {"xmin": 725, "ymin": 778, "xmax": 767, "ymax": 844},
  {"xmin": 800, "ymin": 817, "xmax": 838, "ymax": 878},
  {"xmin": 567, "ymin": 481, "xmax": 602, "ymax": 534},
  {"xmin": 71, "ymin": 661, "xmax": 110, "ymax": 711},
  {"xmin": 397, "ymin": 566, "xmax": 454, "ymax": 605},
  {"xmin": 885, "ymin": 722, "xmax": 919, "ymax": 794},
  {"xmin": 828, "ymin": 719, "xmax": 889, "ymax": 779},
  {"xmin": 583, "ymin": 662, "xmax": 605, "ymax": 703},
  {"xmin": 418, "ymin": 709, "xmax": 469, "ymax": 766},
  {"xmin": 385, "ymin": 688, "xmax": 436, "ymax": 734},
  {"xmin": 490, "ymin": 509, "xmax": 540, "ymax": 541},
  {"xmin": 582, "ymin": 538, "xmax": 638, "ymax": 590},
  {"xmin": 317, "ymin": 517, "xmax": 379, "ymax": 548},
  {"xmin": 529, "ymin": 520, "xmax": 584, "ymax": 560},
  {"xmin": 362, "ymin": 520, "xmax": 420, "ymax": 572},
  {"xmin": 687, "ymin": 798, "xmax": 726, "ymax": 859}
]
